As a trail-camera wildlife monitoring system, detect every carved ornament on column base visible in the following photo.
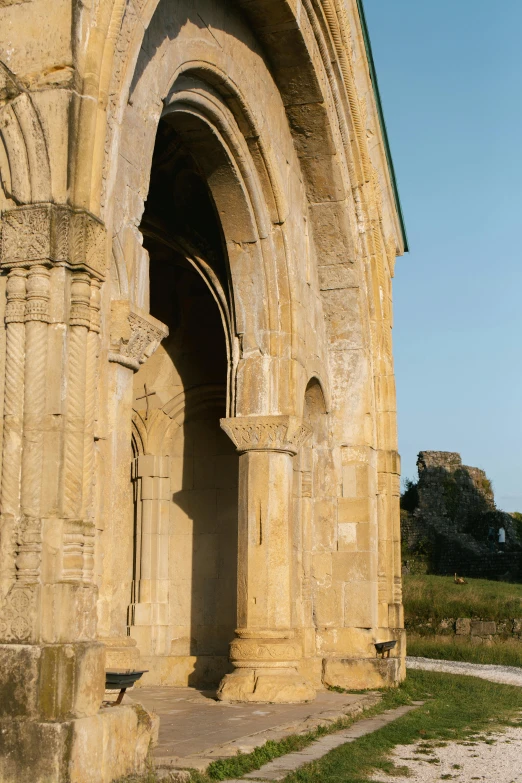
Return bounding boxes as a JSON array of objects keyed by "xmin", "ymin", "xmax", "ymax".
[
  {"xmin": 220, "ymin": 415, "xmax": 312, "ymax": 455},
  {"xmin": 109, "ymin": 300, "xmax": 168, "ymax": 371},
  {"xmin": 219, "ymin": 630, "xmax": 316, "ymax": 703},
  {"xmin": 0, "ymin": 204, "xmax": 107, "ymax": 279},
  {"xmin": 229, "ymin": 632, "xmax": 301, "ymax": 668}
]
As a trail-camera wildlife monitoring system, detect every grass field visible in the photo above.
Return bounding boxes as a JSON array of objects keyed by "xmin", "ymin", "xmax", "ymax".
[
  {"xmin": 403, "ymin": 574, "xmax": 522, "ymax": 624},
  {"xmin": 407, "ymin": 634, "xmax": 522, "ymax": 667},
  {"xmin": 278, "ymin": 671, "xmax": 522, "ymax": 783}
]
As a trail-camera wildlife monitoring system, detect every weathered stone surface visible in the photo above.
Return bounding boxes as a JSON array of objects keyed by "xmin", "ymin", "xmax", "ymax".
[
  {"xmin": 471, "ymin": 621, "xmax": 497, "ymax": 637},
  {"xmin": 0, "ymin": 703, "xmax": 155, "ymax": 783},
  {"xmin": 456, "ymin": 618, "xmax": 472, "ymax": 635},
  {"xmin": 0, "ymin": 642, "xmax": 104, "ymax": 720},
  {"xmin": 323, "ymin": 658, "xmax": 401, "ymax": 690}
]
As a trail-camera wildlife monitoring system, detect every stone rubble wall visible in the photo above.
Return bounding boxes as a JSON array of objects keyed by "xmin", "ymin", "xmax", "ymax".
[{"xmin": 407, "ymin": 617, "xmax": 522, "ymax": 641}]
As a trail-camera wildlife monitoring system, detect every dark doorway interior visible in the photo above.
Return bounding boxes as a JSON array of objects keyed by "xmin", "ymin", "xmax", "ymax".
[{"xmin": 135, "ymin": 118, "xmax": 238, "ymax": 681}]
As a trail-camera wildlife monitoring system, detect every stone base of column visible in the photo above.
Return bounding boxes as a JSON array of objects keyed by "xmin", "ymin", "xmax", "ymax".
[
  {"xmin": 0, "ymin": 641, "xmax": 106, "ymax": 720},
  {"xmin": 0, "ymin": 704, "xmax": 157, "ymax": 783},
  {"xmin": 322, "ymin": 656, "xmax": 403, "ymax": 690},
  {"xmin": 218, "ymin": 667, "xmax": 316, "ymax": 703},
  {"xmin": 102, "ymin": 636, "xmax": 142, "ymax": 670},
  {"xmin": 217, "ymin": 631, "xmax": 316, "ymax": 704}
]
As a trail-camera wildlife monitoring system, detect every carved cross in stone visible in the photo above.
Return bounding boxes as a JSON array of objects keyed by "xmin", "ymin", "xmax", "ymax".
[{"xmin": 136, "ymin": 383, "xmax": 156, "ymax": 420}]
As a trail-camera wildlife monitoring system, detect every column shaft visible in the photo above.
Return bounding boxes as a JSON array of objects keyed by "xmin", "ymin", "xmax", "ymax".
[
  {"xmin": 218, "ymin": 415, "xmax": 315, "ymax": 703},
  {"xmin": 0, "ymin": 270, "xmax": 27, "ymax": 598}
]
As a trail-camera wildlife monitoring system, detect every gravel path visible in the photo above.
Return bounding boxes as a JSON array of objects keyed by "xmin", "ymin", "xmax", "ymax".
[
  {"xmin": 370, "ymin": 726, "xmax": 522, "ymax": 783},
  {"xmin": 407, "ymin": 656, "xmax": 522, "ymax": 687}
]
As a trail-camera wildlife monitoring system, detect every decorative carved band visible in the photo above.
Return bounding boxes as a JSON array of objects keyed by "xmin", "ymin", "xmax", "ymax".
[
  {"xmin": 220, "ymin": 415, "xmax": 312, "ymax": 455},
  {"xmin": 15, "ymin": 516, "xmax": 42, "ymax": 584},
  {"xmin": 70, "ymin": 272, "xmax": 92, "ymax": 327},
  {"xmin": 62, "ymin": 520, "xmax": 87, "ymax": 582},
  {"xmin": 24, "ymin": 265, "xmax": 50, "ymax": 323},
  {"xmin": 0, "ymin": 584, "xmax": 37, "ymax": 643},
  {"xmin": 229, "ymin": 634, "xmax": 302, "ymax": 668},
  {"xmin": 5, "ymin": 268, "xmax": 27, "ymax": 324},
  {"xmin": 109, "ymin": 301, "xmax": 168, "ymax": 371},
  {"xmin": 0, "ymin": 204, "xmax": 107, "ymax": 279}
]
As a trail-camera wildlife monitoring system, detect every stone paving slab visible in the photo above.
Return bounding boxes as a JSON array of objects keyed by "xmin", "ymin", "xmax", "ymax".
[{"xmin": 127, "ymin": 686, "xmax": 381, "ymax": 771}]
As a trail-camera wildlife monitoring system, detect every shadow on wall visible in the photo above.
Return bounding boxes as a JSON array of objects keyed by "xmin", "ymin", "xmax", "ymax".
[{"xmin": 401, "ymin": 451, "xmax": 522, "ymax": 582}]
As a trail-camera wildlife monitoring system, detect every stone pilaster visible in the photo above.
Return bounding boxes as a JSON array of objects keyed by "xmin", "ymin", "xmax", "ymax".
[
  {"xmin": 217, "ymin": 415, "xmax": 316, "ymax": 703},
  {"xmin": 98, "ymin": 303, "xmax": 168, "ymax": 669},
  {"xmin": 377, "ymin": 449, "xmax": 404, "ymax": 629},
  {"xmin": 0, "ymin": 269, "xmax": 27, "ymax": 599},
  {"xmin": 128, "ymin": 454, "xmax": 171, "ymax": 657}
]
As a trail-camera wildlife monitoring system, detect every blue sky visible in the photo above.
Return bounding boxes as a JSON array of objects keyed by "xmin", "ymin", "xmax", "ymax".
[{"xmin": 363, "ymin": 0, "xmax": 522, "ymax": 511}]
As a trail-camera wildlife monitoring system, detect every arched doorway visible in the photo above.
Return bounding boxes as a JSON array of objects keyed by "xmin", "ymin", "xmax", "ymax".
[{"xmin": 129, "ymin": 118, "xmax": 239, "ymax": 685}]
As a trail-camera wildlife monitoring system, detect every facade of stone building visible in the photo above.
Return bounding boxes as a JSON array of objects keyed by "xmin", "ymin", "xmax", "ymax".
[{"xmin": 0, "ymin": 0, "xmax": 406, "ymax": 779}]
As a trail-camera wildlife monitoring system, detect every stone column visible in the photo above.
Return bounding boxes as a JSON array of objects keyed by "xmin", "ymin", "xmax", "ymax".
[{"xmin": 217, "ymin": 415, "xmax": 316, "ymax": 703}]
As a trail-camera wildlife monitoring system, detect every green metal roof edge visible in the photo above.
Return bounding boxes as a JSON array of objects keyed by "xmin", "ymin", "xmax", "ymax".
[{"xmin": 355, "ymin": 0, "xmax": 409, "ymax": 251}]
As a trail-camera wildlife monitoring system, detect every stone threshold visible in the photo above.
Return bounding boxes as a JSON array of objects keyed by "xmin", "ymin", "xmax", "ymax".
[{"xmin": 222, "ymin": 702, "xmax": 425, "ymax": 782}]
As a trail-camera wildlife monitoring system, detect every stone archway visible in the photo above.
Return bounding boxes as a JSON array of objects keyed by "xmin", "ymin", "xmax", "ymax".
[
  {"xmin": 92, "ymin": 0, "xmax": 404, "ymax": 706},
  {"xmin": 97, "ymin": 4, "xmax": 335, "ymax": 703}
]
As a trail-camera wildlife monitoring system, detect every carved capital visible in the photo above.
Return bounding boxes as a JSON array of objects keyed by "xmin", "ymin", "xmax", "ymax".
[
  {"xmin": 109, "ymin": 300, "xmax": 168, "ymax": 371},
  {"xmin": 0, "ymin": 204, "xmax": 107, "ymax": 279},
  {"xmin": 220, "ymin": 415, "xmax": 312, "ymax": 455}
]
